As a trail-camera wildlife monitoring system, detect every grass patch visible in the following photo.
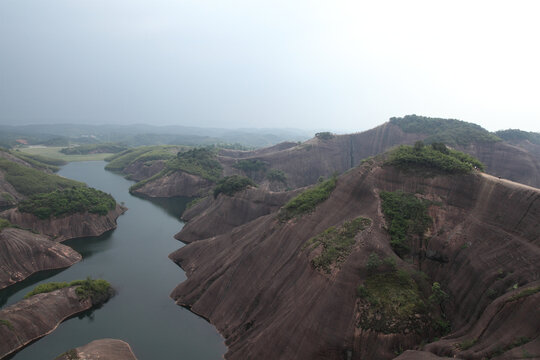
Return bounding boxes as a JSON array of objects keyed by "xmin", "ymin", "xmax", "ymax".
[
  {"xmin": 380, "ymin": 191, "xmax": 432, "ymax": 257},
  {"xmin": 0, "ymin": 218, "xmax": 12, "ymax": 231},
  {"xmin": 385, "ymin": 143, "xmax": 484, "ymax": 174},
  {"xmin": 54, "ymin": 349, "xmax": 80, "ymax": 360},
  {"xmin": 24, "ymin": 277, "xmax": 113, "ymax": 305},
  {"xmin": 9, "ymin": 150, "xmax": 66, "ymax": 172},
  {"xmin": 278, "ymin": 176, "xmax": 337, "ymax": 221},
  {"xmin": 358, "ymin": 269, "xmax": 427, "ymax": 333},
  {"xmin": 105, "ymin": 146, "xmax": 162, "ymax": 171},
  {"xmin": 305, "ymin": 217, "xmax": 371, "ymax": 273},
  {"xmin": 18, "ymin": 186, "xmax": 116, "ymax": 219},
  {"xmin": 0, "ymin": 156, "xmax": 83, "ymax": 196},
  {"xmin": 0, "ymin": 319, "xmax": 14, "ymax": 331},
  {"xmin": 129, "ymin": 147, "xmax": 223, "ymax": 192},
  {"xmin": 19, "ymin": 146, "xmax": 114, "ymax": 162},
  {"xmin": 60, "ymin": 143, "xmax": 127, "ymax": 155},
  {"xmin": 213, "ymin": 175, "xmax": 255, "ymax": 198},
  {"xmin": 508, "ymin": 286, "xmax": 540, "ymax": 302},
  {"xmin": 459, "ymin": 338, "xmax": 478, "ymax": 350}
]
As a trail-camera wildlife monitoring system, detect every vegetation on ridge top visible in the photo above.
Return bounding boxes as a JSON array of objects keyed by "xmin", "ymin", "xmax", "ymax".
[
  {"xmin": 24, "ymin": 277, "xmax": 113, "ymax": 305},
  {"xmin": 0, "ymin": 156, "xmax": 83, "ymax": 196},
  {"xmin": 386, "ymin": 142, "xmax": 485, "ymax": 174},
  {"xmin": 390, "ymin": 114, "xmax": 501, "ymax": 146},
  {"xmin": 128, "ymin": 147, "xmax": 223, "ymax": 192},
  {"xmin": 213, "ymin": 175, "xmax": 256, "ymax": 198},
  {"xmin": 496, "ymin": 129, "xmax": 540, "ymax": 145},
  {"xmin": 18, "ymin": 187, "xmax": 116, "ymax": 219}
]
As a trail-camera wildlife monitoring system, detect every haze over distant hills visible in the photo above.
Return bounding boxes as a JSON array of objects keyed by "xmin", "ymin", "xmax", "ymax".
[{"xmin": 0, "ymin": 123, "xmax": 313, "ymax": 149}]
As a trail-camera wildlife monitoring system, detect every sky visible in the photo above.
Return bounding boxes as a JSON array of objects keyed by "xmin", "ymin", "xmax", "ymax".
[{"xmin": 0, "ymin": 0, "xmax": 539, "ymax": 133}]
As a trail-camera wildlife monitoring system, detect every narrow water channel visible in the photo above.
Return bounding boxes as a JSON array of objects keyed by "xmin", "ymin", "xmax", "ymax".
[{"xmin": 1, "ymin": 161, "xmax": 225, "ymax": 359}]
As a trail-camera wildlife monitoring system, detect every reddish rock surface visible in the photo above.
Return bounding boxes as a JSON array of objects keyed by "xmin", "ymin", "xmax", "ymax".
[
  {"xmin": 170, "ymin": 163, "xmax": 540, "ymax": 360},
  {"xmin": 56, "ymin": 339, "xmax": 138, "ymax": 360},
  {"xmin": 0, "ymin": 228, "xmax": 81, "ymax": 289},
  {"xmin": 0, "ymin": 204, "xmax": 126, "ymax": 242},
  {"xmin": 131, "ymin": 171, "xmax": 214, "ymax": 198},
  {"xmin": 131, "ymin": 122, "xmax": 540, "ymax": 200},
  {"xmin": 0, "ymin": 287, "xmax": 92, "ymax": 359},
  {"xmin": 176, "ymin": 187, "xmax": 299, "ymax": 243}
]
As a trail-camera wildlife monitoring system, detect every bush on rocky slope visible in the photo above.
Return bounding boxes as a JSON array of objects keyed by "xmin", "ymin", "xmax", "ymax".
[
  {"xmin": 213, "ymin": 175, "xmax": 255, "ymax": 198},
  {"xmin": 386, "ymin": 143, "xmax": 484, "ymax": 174},
  {"xmin": 278, "ymin": 176, "xmax": 337, "ymax": 221}
]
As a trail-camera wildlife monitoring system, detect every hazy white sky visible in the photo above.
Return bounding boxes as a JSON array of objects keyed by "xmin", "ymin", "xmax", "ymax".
[{"xmin": 0, "ymin": 0, "xmax": 539, "ymax": 132}]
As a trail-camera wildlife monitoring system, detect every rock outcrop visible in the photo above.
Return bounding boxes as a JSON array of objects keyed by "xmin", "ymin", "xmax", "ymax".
[
  {"xmin": 55, "ymin": 339, "xmax": 138, "ymax": 360},
  {"xmin": 130, "ymin": 171, "xmax": 214, "ymax": 198},
  {"xmin": 170, "ymin": 162, "xmax": 540, "ymax": 359},
  {"xmin": 130, "ymin": 121, "xmax": 540, "ymax": 200},
  {"xmin": 0, "ymin": 204, "xmax": 126, "ymax": 242},
  {"xmin": 0, "ymin": 287, "xmax": 92, "ymax": 359},
  {"xmin": 123, "ymin": 159, "xmax": 166, "ymax": 182},
  {"xmin": 0, "ymin": 228, "xmax": 81, "ymax": 289},
  {"xmin": 176, "ymin": 187, "xmax": 299, "ymax": 243}
]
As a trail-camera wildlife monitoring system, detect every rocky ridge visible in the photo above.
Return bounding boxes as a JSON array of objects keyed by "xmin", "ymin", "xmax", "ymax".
[
  {"xmin": 0, "ymin": 228, "xmax": 81, "ymax": 290},
  {"xmin": 170, "ymin": 159, "xmax": 540, "ymax": 359}
]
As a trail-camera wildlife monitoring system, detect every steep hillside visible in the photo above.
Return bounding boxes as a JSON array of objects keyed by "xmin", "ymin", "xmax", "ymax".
[
  {"xmin": 169, "ymin": 152, "xmax": 540, "ymax": 360},
  {"xmin": 125, "ymin": 116, "xmax": 540, "ymax": 200},
  {"xmin": 0, "ymin": 152, "xmax": 125, "ymax": 288},
  {"xmin": 0, "ymin": 227, "xmax": 81, "ymax": 289}
]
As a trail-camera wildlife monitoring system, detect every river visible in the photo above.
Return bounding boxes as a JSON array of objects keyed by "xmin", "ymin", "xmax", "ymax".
[{"xmin": 1, "ymin": 161, "xmax": 225, "ymax": 359}]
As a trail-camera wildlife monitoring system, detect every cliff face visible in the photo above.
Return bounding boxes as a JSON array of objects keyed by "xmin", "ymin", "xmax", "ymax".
[
  {"xmin": 176, "ymin": 188, "xmax": 299, "ymax": 243},
  {"xmin": 0, "ymin": 228, "xmax": 81, "ymax": 289},
  {"xmin": 56, "ymin": 339, "xmax": 138, "ymax": 360},
  {"xmin": 0, "ymin": 287, "xmax": 92, "ymax": 359},
  {"xmin": 170, "ymin": 164, "xmax": 540, "ymax": 360},
  {"xmin": 131, "ymin": 171, "xmax": 214, "ymax": 198},
  {"xmin": 123, "ymin": 159, "xmax": 166, "ymax": 182},
  {"xmin": 130, "ymin": 122, "xmax": 540, "ymax": 201},
  {"xmin": 0, "ymin": 204, "xmax": 126, "ymax": 242},
  {"xmin": 458, "ymin": 141, "xmax": 540, "ymax": 188}
]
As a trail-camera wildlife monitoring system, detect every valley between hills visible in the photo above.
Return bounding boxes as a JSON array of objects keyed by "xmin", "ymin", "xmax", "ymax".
[{"xmin": 1, "ymin": 115, "xmax": 539, "ymax": 359}]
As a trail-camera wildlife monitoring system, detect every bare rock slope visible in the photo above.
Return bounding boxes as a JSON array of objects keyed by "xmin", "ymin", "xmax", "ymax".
[
  {"xmin": 0, "ymin": 287, "xmax": 92, "ymax": 359},
  {"xmin": 130, "ymin": 121, "xmax": 540, "ymax": 200},
  {"xmin": 170, "ymin": 162, "xmax": 540, "ymax": 360},
  {"xmin": 1, "ymin": 204, "xmax": 126, "ymax": 242},
  {"xmin": 0, "ymin": 228, "xmax": 81, "ymax": 289},
  {"xmin": 56, "ymin": 339, "xmax": 138, "ymax": 360}
]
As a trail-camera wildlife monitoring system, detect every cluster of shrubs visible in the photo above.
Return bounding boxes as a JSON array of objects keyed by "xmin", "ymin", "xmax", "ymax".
[
  {"xmin": 266, "ymin": 169, "xmax": 287, "ymax": 183},
  {"xmin": 213, "ymin": 175, "xmax": 255, "ymax": 198},
  {"xmin": 390, "ymin": 115, "xmax": 501, "ymax": 146},
  {"xmin": 357, "ymin": 253, "xmax": 451, "ymax": 336},
  {"xmin": 233, "ymin": 159, "xmax": 268, "ymax": 173},
  {"xmin": 24, "ymin": 277, "xmax": 114, "ymax": 305},
  {"xmin": 278, "ymin": 176, "xmax": 337, "ymax": 221},
  {"xmin": 18, "ymin": 187, "xmax": 116, "ymax": 219},
  {"xmin": 386, "ymin": 142, "xmax": 485, "ymax": 174},
  {"xmin": 315, "ymin": 132, "xmax": 334, "ymax": 140},
  {"xmin": 306, "ymin": 217, "xmax": 371, "ymax": 273},
  {"xmin": 379, "ymin": 190, "xmax": 432, "ymax": 257}
]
